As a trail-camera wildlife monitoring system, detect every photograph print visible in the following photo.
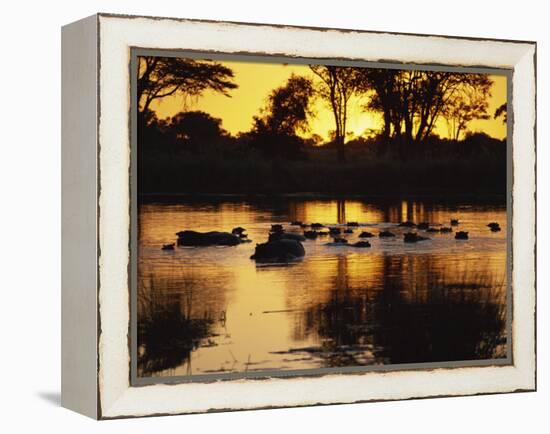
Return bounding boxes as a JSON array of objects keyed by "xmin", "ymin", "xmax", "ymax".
[{"xmin": 133, "ymin": 52, "xmax": 510, "ymax": 381}]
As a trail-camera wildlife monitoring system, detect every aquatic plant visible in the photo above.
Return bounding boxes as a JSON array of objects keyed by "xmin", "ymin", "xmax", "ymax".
[
  {"xmin": 296, "ymin": 272, "xmax": 506, "ymax": 367},
  {"xmin": 137, "ymin": 276, "xmax": 216, "ymax": 376}
]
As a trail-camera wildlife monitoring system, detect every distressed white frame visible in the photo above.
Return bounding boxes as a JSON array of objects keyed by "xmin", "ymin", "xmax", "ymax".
[{"xmin": 74, "ymin": 14, "xmax": 536, "ymax": 419}]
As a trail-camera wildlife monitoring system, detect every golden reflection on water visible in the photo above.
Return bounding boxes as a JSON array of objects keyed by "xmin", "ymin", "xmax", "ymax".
[{"xmin": 137, "ymin": 198, "xmax": 508, "ymax": 377}]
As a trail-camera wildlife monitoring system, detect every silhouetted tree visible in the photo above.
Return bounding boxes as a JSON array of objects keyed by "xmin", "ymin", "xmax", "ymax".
[
  {"xmin": 443, "ymin": 92, "xmax": 490, "ymax": 141},
  {"xmin": 360, "ymin": 69, "xmax": 492, "ymax": 158},
  {"xmin": 461, "ymin": 131, "xmax": 506, "ymax": 158},
  {"xmin": 254, "ymin": 74, "xmax": 315, "ymax": 135},
  {"xmin": 494, "ymin": 102, "xmax": 507, "ymax": 124},
  {"xmin": 303, "ymin": 133, "xmax": 323, "ymax": 147},
  {"xmin": 251, "ymin": 75, "xmax": 315, "ymax": 159},
  {"xmin": 138, "ymin": 109, "xmax": 177, "ymax": 153},
  {"xmin": 406, "ymin": 72, "xmax": 492, "ymax": 145},
  {"xmin": 168, "ymin": 111, "xmax": 228, "ymax": 153},
  {"xmin": 137, "ymin": 56, "xmax": 237, "ymax": 120},
  {"xmin": 357, "ymin": 68, "xmax": 400, "ymax": 143},
  {"xmin": 310, "ymin": 65, "xmax": 362, "ymax": 162},
  {"xmin": 359, "ymin": 69, "xmax": 422, "ymax": 155}
]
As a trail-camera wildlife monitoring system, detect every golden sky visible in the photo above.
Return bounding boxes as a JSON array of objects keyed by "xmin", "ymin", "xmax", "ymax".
[{"xmin": 149, "ymin": 59, "xmax": 507, "ymax": 141}]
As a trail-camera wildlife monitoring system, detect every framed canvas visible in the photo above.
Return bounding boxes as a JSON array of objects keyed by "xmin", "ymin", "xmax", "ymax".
[{"xmin": 61, "ymin": 13, "xmax": 536, "ymax": 419}]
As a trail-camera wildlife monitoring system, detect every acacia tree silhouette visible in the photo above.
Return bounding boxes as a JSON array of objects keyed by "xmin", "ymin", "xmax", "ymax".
[
  {"xmin": 137, "ymin": 56, "xmax": 237, "ymax": 119},
  {"xmin": 494, "ymin": 102, "xmax": 507, "ymax": 124},
  {"xmin": 443, "ymin": 92, "xmax": 490, "ymax": 141},
  {"xmin": 360, "ymin": 69, "xmax": 493, "ymax": 158},
  {"xmin": 310, "ymin": 65, "xmax": 363, "ymax": 162},
  {"xmin": 357, "ymin": 68, "xmax": 401, "ymax": 145}
]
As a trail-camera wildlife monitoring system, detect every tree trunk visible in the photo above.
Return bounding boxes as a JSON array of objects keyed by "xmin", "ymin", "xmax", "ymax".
[
  {"xmin": 403, "ymin": 117, "xmax": 414, "ymax": 159},
  {"xmin": 382, "ymin": 111, "xmax": 391, "ymax": 141},
  {"xmin": 337, "ymin": 135, "xmax": 346, "ymax": 162}
]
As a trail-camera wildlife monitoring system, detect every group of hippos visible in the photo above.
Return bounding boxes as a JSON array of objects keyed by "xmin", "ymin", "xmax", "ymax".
[{"xmin": 161, "ymin": 219, "xmax": 502, "ymax": 262}]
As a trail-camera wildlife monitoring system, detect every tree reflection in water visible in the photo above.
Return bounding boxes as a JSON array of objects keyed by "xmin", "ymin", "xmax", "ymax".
[
  {"xmin": 300, "ymin": 290, "xmax": 376, "ymax": 366},
  {"xmin": 299, "ymin": 272, "xmax": 506, "ymax": 366}
]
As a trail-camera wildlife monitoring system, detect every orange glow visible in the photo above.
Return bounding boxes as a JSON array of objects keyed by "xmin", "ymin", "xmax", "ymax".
[
  {"xmin": 148, "ymin": 58, "xmax": 507, "ymax": 141},
  {"xmin": 138, "ymin": 199, "xmax": 507, "ymax": 376}
]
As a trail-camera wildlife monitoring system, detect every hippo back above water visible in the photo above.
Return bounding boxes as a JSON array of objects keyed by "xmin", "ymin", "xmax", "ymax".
[
  {"xmin": 250, "ymin": 239, "xmax": 305, "ymax": 262},
  {"xmin": 176, "ymin": 230, "xmax": 241, "ymax": 246}
]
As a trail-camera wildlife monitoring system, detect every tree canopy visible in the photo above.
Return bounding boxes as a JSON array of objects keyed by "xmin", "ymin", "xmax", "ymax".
[
  {"xmin": 360, "ymin": 69, "xmax": 493, "ymax": 157},
  {"xmin": 137, "ymin": 55, "xmax": 501, "ymax": 164},
  {"xmin": 168, "ymin": 111, "xmax": 227, "ymax": 153},
  {"xmin": 249, "ymin": 75, "xmax": 316, "ymax": 159},
  {"xmin": 494, "ymin": 102, "xmax": 507, "ymax": 124},
  {"xmin": 310, "ymin": 65, "xmax": 363, "ymax": 162},
  {"xmin": 253, "ymin": 74, "xmax": 315, "ymax": 136},
  {"xmin": 137, "ymin": 56, "xmax": 238, "ymax": 118}
]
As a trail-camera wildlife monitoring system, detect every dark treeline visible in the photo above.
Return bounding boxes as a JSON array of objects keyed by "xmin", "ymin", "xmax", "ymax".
[{"xmin": 138, "ymin": 56, "xmax": 507, "ymax": 197}]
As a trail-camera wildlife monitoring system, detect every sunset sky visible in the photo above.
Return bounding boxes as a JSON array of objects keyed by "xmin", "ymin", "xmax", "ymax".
[{"xmin": 148, "ymin": 59, "xmax": 507, "ymax": 141}]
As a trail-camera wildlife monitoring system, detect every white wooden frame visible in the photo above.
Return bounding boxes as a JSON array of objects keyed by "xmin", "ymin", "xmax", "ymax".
[{"xmin": 61, "ymin": 13, "xmax": 536, "ymax": 419}]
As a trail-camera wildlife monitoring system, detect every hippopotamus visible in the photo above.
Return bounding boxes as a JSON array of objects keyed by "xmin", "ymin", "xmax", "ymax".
[
  {"xmin": 379, "ymin": 230, "xmax": 396, "ymax": 238},
  {"xmin": 488, "ymin": 222, "xmax": 501, "ymax": 232},
  {"xmin": 311, "ymin": 223, "xmax": 324, "ymax": 229},
  {"xmin": 303, "ymin": 230, "xmax": 318, "ymax": 239},
  {"xmin": 450, "ymin": 219, "xmax": 459, "ymax": 226},
  {"xmin": 329, "ymin": 227, "xmax": 341, "ymax": 235},
  {"xmin": 161, "ymin": 243, "xmax": 175, "ymax": 251},
  {"xmin": 439, "ymin": 227, "xmax": 453, "ymax": 233},
  {"xmin": 231, "ymin": 227, "xmax": 247, "ymax": 236},
  {"xmin": 332, "ymin": 237, "xmax": 348, "ymax": 244},
  {"xmin": 455, "ymin": 231, "xmax": 469, "ymax": 240},
  {"xmin": 250, "ymin": 239, "xmax": 305, "ymax": 262},
  {"xmin": 344, "ymin": 228, "xmax": 354, "ymax": 234},
  {"xmin": 359, "ymin": 231, "xmax": 374, "ymax": 238},
  {"xmin": 403, "ymin": 232, "xmax": 430, "ymax": 243},
  {"xmin": 269, "ymin": 232, "xmax": 306, "ymax": 242},
  {"xmin": 417, "ymin": 222, "xmax": 429, "ymax": 230},
  {"xmin": 290, "ymin": 221, "xmax": 303, "ymax": 226},
  {"xmin": 352, "ymin": 241, "xmax": 371, "ymax": 248},
  {"xmin": 346, "ymin": 222, "xmax": 359, "ymax": 227},
  {"xmin": 176, "ymin": 230, "xmax": 241, "ymax": 246}
]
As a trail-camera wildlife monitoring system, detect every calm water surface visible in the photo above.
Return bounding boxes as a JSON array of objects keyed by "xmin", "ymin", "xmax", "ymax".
[{"xmin": 137, "ymin": 198, "xmax": 507, "ymax": 378}]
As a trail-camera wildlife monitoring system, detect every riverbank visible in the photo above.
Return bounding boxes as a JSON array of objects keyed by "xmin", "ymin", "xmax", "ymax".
[
  {"xmin": 139, "ymin": 191, "xmax": 507, "ymax": 205},
  {"xmin": 139, "ymin": 152, "xmax": 506, "ymax": 197}
]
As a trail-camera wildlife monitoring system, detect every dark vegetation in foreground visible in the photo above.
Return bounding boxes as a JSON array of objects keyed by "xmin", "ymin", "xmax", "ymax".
[
  {"xmin": 137, "ymin": 277, "xmax": 216, "ymax": 377},
  {"xmin": 137, "ymin": 272, "xmax": 506, "ymax": 375},
  {"xmin": 298, "ymin": 274, "xmax": 507, "ymax": 366}
]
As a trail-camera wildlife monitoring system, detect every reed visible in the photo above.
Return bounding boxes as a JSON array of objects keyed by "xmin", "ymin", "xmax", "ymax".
[
  {"xmin": 299, "ymin": 271, "xmax": 506, "ymax": 366},
  {"xmin": 137, "ymin": 276, "xmax": 215, "ymax": 376}
]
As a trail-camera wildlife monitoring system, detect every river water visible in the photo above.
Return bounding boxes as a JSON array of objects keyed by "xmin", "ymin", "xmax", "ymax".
[{"xmin": 137, "ymin": 197, "xmax": 508, "ymax": 378}]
